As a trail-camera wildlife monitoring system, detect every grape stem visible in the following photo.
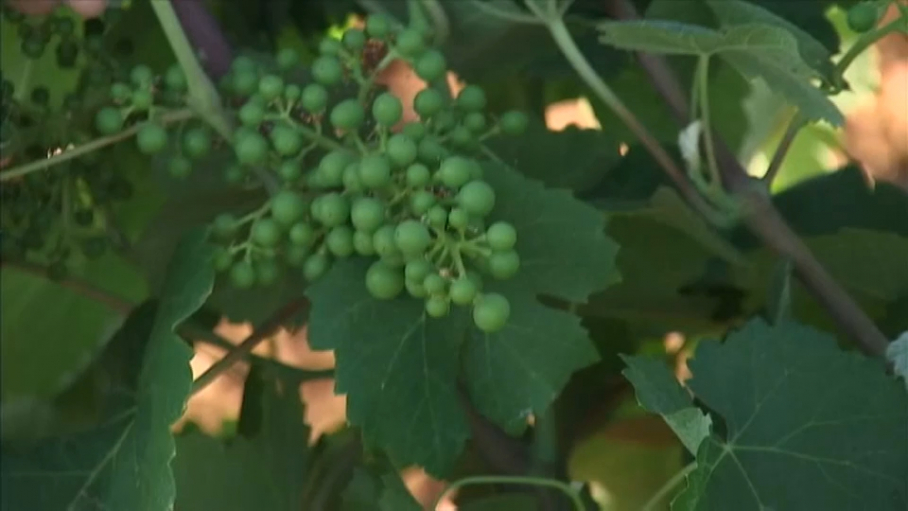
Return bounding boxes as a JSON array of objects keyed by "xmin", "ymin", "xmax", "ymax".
[
  {"xmin": 835, "ymin": 12, "xmax": 908, "ymax": 75},
  {"xmin": 268, "ymin": 113, "xmax": 346, "ymax": 152},
  {"xmin": 432, "ymin": 475, "xmax": 585, "ymax": 511},
  {"xmin": 0, "ymin": 109, "xmax": 196, "ymax": 182},
  {"xmin": 641, "ymin": 462, "xmax": 697, "ymax": 511}
]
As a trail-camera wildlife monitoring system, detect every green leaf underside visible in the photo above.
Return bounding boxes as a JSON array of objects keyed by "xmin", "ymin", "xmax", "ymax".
[
  {"xmin": 173, "ymin": 369, "xmax": 310, "ymax": 511},
  {"xmin": 306, "ymin": 258, "xmax": 471, "ymax": 476},
  {"xmin": 597, "ymin": 20, "xmax": 842, "ymax": 125},
  {"xmin": 621, "ymin": 355, "xmax": 711, "ymax": 455},
  {"xmin": 0, "ymin": 231, "xmax": 215, "ymax": 511},
  {"xmin": 675, "ymin": 318, "xmax": 908, "ymax": 510}
]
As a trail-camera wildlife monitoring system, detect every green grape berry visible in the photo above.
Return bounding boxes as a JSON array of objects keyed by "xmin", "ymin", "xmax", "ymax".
[
  {"xmin": 110, "ymin": 82, "xmax": 131, "ymax": 102},
  {"xmin": 448, "ymin": 207, "xmax": 469, "ymax": 230},
  {"xmin": 285, "ymin": 245, "xmax": 309, "ymax": 266},
  {"xmin": 365, "ymin": 14, "xmax": 391, "ymax": 38},
  {"xmin": 183, "ymin": 128, "xmax": 212, "ymax": 159},
  {"xmin": 165, "ymin": 65, "xmax": 187, "ymax": 91},
  {"xmin": 457, "ymin": 180, "xmax": 495, "ymax": 217},
  {"xmin": 402, "ymin": 122, "xmax": 427, "ymax": 141},
  {"xmin": 276, "ymin": 48, "xmax": 299, "ymax": 70},
  {"xmin": 94, "ymin": 107, "xmax": 123, "ymax": 134},
  {"xmin": 449, "ymin": 277, "xmax": 478, "ymax": 306},
  {"xmin": 169, "ymin": 156, "xmax": 192, "ymax": 178},
  {"xmin": 258, "ymin": 74, "xmax": 284, "ymax": 100},
  {"xmin": 213, "ymin": 247, "xmax": 233, "ymax": 272},
  {"xmin": 270, "ymin": 125, "xmax": 303, "ymax": 156},
  {"xmin": 251, "ymin": 218, "xmax": 282, "ymax": 247},
  {"xmin": 414, "ymin": 88, "xmax": 444, "ymax": 118},
  {"xmin": 456, "ymin": 85, "xmax": 487, "ymax": 112},
  {"xmin": 386, "ymin": 134, "xmax": 417, "ymax": 167},
  {"xmin": 212, "ymin": 213, "xmax": 238, "ymax": 240},
  {"xmin": 289, "ymin": 222, "xmax": 315, "ymax": 246},
  {"xmin": 425, "ymin": 295, "xmax": 450, "ymax": 318},
  {"xmin": 409, "ymin": 190, "xmax": 436, "ymax": 215},
  {"xmin": 847, "ymin": 2, "xmax": 878, "ymax": 33},
  {"xmin": 229, "ymin": 261, "xmax": 257, "ymax": 289},
  {"xmin": 301, "ymin": 84, "xmax": 328, "ymax": 112},
  {"xmin": 315, "ymin": 192, "xmax": 349, "ymax": 226},
  {"xmin": 330, "ymin": 99, "xmax": 365, "ymax": 131},
  {"xmin": 319, "ymin": 150, "xmax": 355, "ymax": 186},
  {"xmin": 418, "ymin": 137, "xmax": 448, "ymax": 164},
  {"xmin": 395, "ymin": 220, "xmax": 432, "ymax": 256},
  {"xmin": 372, "ymin": 225, "xmax": 399, "ymax": 259},
  {"xmin": 270, "ymin": 190, "xmax": 307, "ymax": 226},
  {"xmin": 406, "ymin": 278, "xmax": 427, "ymax": 298},
  {"xmin": 405, "ymin": 259, "xmax": 434, "ymax": 283},
  {"xmin": 234, "ymin": 131, "xmax": 269, "ymax": 165},
  {"xmin": 326, "ymin": 226, "xmax": 355, "ymax": 257},
  {"xmin": 319, "ymin": 37, "xmax": 343, "ymax": 56},
  {"xmin": 358, "ymin": 154, "xmax": 392, "ymax": 189},
  {"xmin": 232, "ymin": 69, "xmax": 259, "ymax": 96},
  {"xmin": 284, "ymin": 84, "xmax": 302, "ymax": 102},
  {"xmin": 448, "ymin": 125, "xmax": 475, "ymax": 149},
  {"xmin": 426, "ymin": 206, "xmax": 448, "ymax": 229},
  {"xmin": 224, "ymin": 165, "xmax": 245, "ymax": 184},
  {"xmin": 136, "ymin": 122, "xmax": 169, "ymax": 154},
  {"xmin": 366, "ymin": 261, "xmax": 404, "ymax": 300},
  {"xmin": 343, "ymin": 163, "xmax": 363, "ymax": 192},
  {"xmin": 395, "ymin": 28, "xmax": 426, "ymax": 57},
  {"xmin": 406, "ymin": 163, "xmax": 431, "ymax": 187},
  {"xmin": 463, "ymin": 112, "xmax": 487, "ymax": 133},
  {"xmin": 351, "ymin": 197, "xmax": 386, "ymax": 233},
  {"xmin": 130, "ymin": 65, "xmax": 154, "ymax": 87},
  {"xmin": 472, "ymin": 293, "xmax": 510, "ymax": 332},
  {"xmin": 353, "ymin": 230, "xmax": 375, "ymax": 255},
  {"xmin": 131, "ymin": 89, "xmax": 153, "ymax": 110},
  {"xmin": 312, "ymin": 56, "xmax": 344, "ymax": 86},
  {"xmin": 372, "ymin": 92, "xmax": 403, "ymax": 127},
  {"xmin": 343, "ymin": 29, "xmax": 367, "ymax": 52},
  {"xmin": 279, "ymin": 160, "xmax": 302, "ymax": 182},
  {"xmin": 414, "ymin": 50, "xmax": 446, "ymax": 82},
  {"xmin": 303, "ymin": 253, "xmax": 331, "ymax": 281},
  {"xmin": 239, "ymin": 101, "xmax": 265, "ymax": 126},
  {"xmin": 499, "ymin": 111, "xmax": 529, "ymax": 136},
  {"xmin": 423, "ymin": 273, "xmax": 446, "ymax": 295},
  {"xmin": 439, "ymin": 156, "xmax": 475, "ymax": 188},
  {"xmin": 486, "ymin": 222, "xmax": 516, "ymax": 250},
  {"xmin": 488, "ymin": 249, "xmax": 520, "ymax": 279}
]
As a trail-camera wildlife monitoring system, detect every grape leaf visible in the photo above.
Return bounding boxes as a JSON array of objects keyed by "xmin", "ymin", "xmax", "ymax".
[
  {"xmin": 173, "ymin": 367, "xmax": 310, "ymax": 511},
  {"xmin": 306, "ymin": 258, "xmax": 471, "ymax": 477},
  {"xmin": 340, "ymin": 468, "xmax": 421, "ymax": 511},
  {"xmin": 597, "ymin": 21, "xmax": 842, "ymax": 125},
  {"xmin": 889, "ymin": 332, "xmax": 908, "ymax": 392},
  {"xmin": 0, "ymin": 230, "xmax": 215, "ymax": 511},
  {"xmin": 621, "ymin": 355, "xmax": 711, "ymax": 455},
  {"xmin": 673, "ymin": 318, "xmax": 908, "ymax": 510}
]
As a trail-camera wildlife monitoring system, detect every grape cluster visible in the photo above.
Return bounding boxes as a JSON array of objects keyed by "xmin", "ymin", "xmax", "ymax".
[
  {"xmin": 2, "ymin": 4, "xmax": 81, "ymax": 66},
  {"xmin": 205, "ymin": 17, "xmax": 529, "ymax": 333}
]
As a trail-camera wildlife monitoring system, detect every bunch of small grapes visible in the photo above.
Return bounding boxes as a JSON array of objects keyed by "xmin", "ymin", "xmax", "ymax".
[
  {"xmin": 205, "ymin": 17, "xmax": 529, "ymax": 333},
  {"xmin": 2, "ymin": 4, "xmax": 82, "ymax": 66}
]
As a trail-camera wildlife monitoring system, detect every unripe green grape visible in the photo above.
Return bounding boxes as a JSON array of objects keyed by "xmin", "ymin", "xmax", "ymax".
[
  {"xmin": 343, "ymin": 163, "xmax": 363, "ymax": 192},
  {"xmin": 449, "ymin": 126, "xmax": 475, "ymax": 149},
  {"xmin": 847, "ymin": 2, "xmax": 878, "ymax": 33},
  {"xmin": 386, "ymin": 134, "xmax": 418, "ymax": 167},
  {"xmin": 372, "ymin": 92, "xmax": 403, "ymax": 127},
  {"xmin": 418, "ymin": 137, "xmax": 447, "ymax": 165},
  {"xmin": 472, "ymin": 293, "xmax": 510, "ymax": 332},
  {"xmin": 234, "ymin": 131, "xmax": 269, "ymax": 165},
  {"xmin": 232, "ymin": 69, "xmax": 258, "ymax": 96},
  {"xmin": 395, "ymin": 28, "xmax": 426, "ymax": 57},
  {"xmin": 448, "ymin": 207, "xmax": 469, "ymax": 230},
  {"xmin": 94, "ymin": 107, "xmax": 123, "ymax": 134},
  {"xmin": 270, "ymin": 190, "xmax": 307, "ymax": 226},
  {"xmin": 426, "ymin": 206, "xmax": 448, "ymax": 229},
  {"xmin": 251, "ymin": 218, "xmax": 282, "ymax": 247},
  {"xmin": 439, "ymin": 156, "xmax": 475, "ymax": 188},
  {"xmin": 464, "ymin": 112, "xmax": 487, "ymax": 133},
  {"xmin": 278, "ymin": 160, "xmax": 302, "ymax": 182},
  {"xmin": 326, "ymin": 226, "xmax": 355, "ymax": 257},
  {"xmin": 414, "ymin": 88, "xmax": 444, "ymax": 118},
  {"xmin": 110, "ymin": 82, "xmax": 131, "ymax": 102},
  {"xmin": 285, "ymin": 245, "xmax": 309, "ymax": 266},
  {"xmin": 351, "ymin": 197, "xmax": 386, "ymax": 233},
  {"xmin": 284, "ymin": 84, "xmax": 301, "ymax": 102},
  {"xmin": 276, "ymin": 48, "xmax": 299, "ymax": 70},
  {"xmin": 405, "ymin": 259, "xmax": 434, "ymax": 283},
  {"xmin": 366, "ymin": 261, "xmax": 405, "ymax": 300},
  {"xmin": 406, "ymin": 163, "xmax": 431, "ymax": 187},
  {"xmin": 301, "ymin": 84, "xmax": 328, "ymax": 112},
  {"xmin": 425, "ymin": 295, "xmax": 450, "ymax": 318},
  {"xmin": 164, "ymin": 65, "xmax": 187, "ymax": 91},
  {"xmin": 358, "ymin": 154, "xmax": 392, "ymax": 189},
  {"xmin": 449, "ymin": 277, "xmax": 478, "ymax": 305},
  {"xmin": 315, "ymin": 193, "xmax": 350, "ymax": 227},
  {"xmin": 320, "ymin": 150, "xmax": 355, "ymax": 184},
  {"xmin": 169, "ymin": 156, "xmax": 192, "ymax": 178},
  {"xmin": 131, "ymin": 89, "xmax": 153, "ymax": 110},
  {"xmin": 212, "ymin": 213, "xmax": 238, "ymax": 240},
  {"xmin": 289, "ymin": 222, "xmax": 315, "ymax": 246},
  {"xmin": 423, "ymin": 273, "xmax": 446, "ymax": 295},
  {"xmin": 372, "ymin": 225, "xmax": 399, "ymax": 259},
  {"xmin": 406, "ymin": 278, "xmax": 428, "ymax": 298},
  {"xmin": 414, "ymin": 50, "xmax": 446, "ymax": 82},
  {"xmin": 395, "ymin": 220, "xmax": 432, "ymax": 256},
  {"xmin": 456, "ymin": 85, "xmax": 487, "ymax": 112},
  {"xmin": 488, "ymin": 250, "xmax": 520, "ymax": 279},
  {"xmin": 319, "ymin": 37, "xmax": 343, "ymax": 56},
  {"xmin": 239, "ymin": 101, "xmax": 265, "ymax": 126},
  {"xmin": 402, "ymin": 122, "xmax": 427, "ymax": 141},
  {"xmin": 232, "ymin": 56, "xmax": 257, "ymax": 73},
  {"xmin": 499, "ymin": 111, "xmax": 529, "ymax": 136},
  {"xmin": 212, "ymin": 247, "xmax": 233, "ymax": 272},
  {"xmin": 303, "ymin": 253, "xmax": 330, "ymax": 281},
  {"xmin": 457, "ymin": 180, "xmax": 495, "ymax": 217},
  {"xmin": 343, "ymin": 29, "xmax": 367, "ymax": 52},
  {"xmin": 486, "ymin": 222, "xmax": 517, "ymax": 250},
  {"xmin": 353, "ymin": 230, "xmax": 375, "ymax": 255},
  {"xmin": 270, "ymin": 125, "xmax": 303, "ymax": 156},
  {"xmin": 366, "ymin": 14, "xmax": 391, "ymax": 38},
  {"xmin": 330, "ymin": 99, "xmax": 365, "ymax": 131},
  {"xmin": 183, "ymin": 128, "xmax": 212, "ymax": 159},
  {"xmin": 312, "ymin": 56, "xmax": 344, "ymax": 86},
  {"xmin": 130, "ymin": 65, "xmax": 154, "ymax": 87},
  {"xmin": 136, "ymin": 123, "xmax": 169, "ymax": 154},
  {"xmin": 229, "ymin": 261, "xmax": 257, "ymax": 289},
  {"xmin": 409, "ymin": 190, "xmax": 436, "ymax": 215},
  {"xmin": 258, "ymin": 74, "xmax": 284, "ymax": 100}
]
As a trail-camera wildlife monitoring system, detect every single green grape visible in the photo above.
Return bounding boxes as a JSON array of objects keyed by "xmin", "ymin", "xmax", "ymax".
[
  {"xmin": 358, "ymin": 154, "xmax": 392, "ymax": 189},
  {"xmin": 270, "ymin": 125, "xmax": 303, "ymax": 156},
  {"xmin": 278, "ymin": 160, "xmax": 302, "ymax": 182},
  {"xmin": 315, "ymin": 193, "xmax": 350, "ymax": 227},
  {"xmin": 276, "ymin": 48, "xmax": 299, "ymax": 70},
  {"xmin": 409, "ymin": 190, "xmax": 436, "ymax": 215},
  {"xmin": 406, "ymin": 278, "xmax": 428, "ymax": 298},
  {"xmin": 413, "ymin": 88, "xmax": 444, "ymax": 118},
  {"xmin": 343, "ymin": 29, "xmax": 367, "ymax": 52},
  {"xmin": 439, "ymin": 156, "xmax": 475, "ymax": 188},
  {"xmin": 372, "ymin": 92, "xmax": 403, "ymax": 127},
  {"xmin": 448, "ymin": 207, "xmax": 469, "ymax": 230},
  {"xmin": 131, "ymin": 89, "xmax": 153, "ymax": 110},
  {"xmin": 402, "ymin": 122, "xmax": 427, "ymax": 141},
  {"xmin": 232, "ymin": 69, "xmax": 259, "ymax": 96},
  {"xmin": 301, "ymin": 83, "xmax": 328, "ymax": 112},
  {"xmin": 426, "ymin": 206, "xmax": 448, "ymax": 229},
  {"xmin": 239, "ymin": 101, "xmax": 265, "ymax": 126},
  {"xmin": 457, "ymin": 180, "xmax": 495, "ymax": 217},
  {"xmin": 463, "ymin": 112, "xmax": 487, "ymax": 133},
  {"xmin": 449, "ymin": 277, "xmax": 478, "ymax": 305},
  {"xmin": 319, "ymin": 150, "xmax": 355, "ymax": 186},
  {"xmin": 224, "ymin": 165, "xmax": 245, "ymax": 184},
  {"xmin": 366, "ymin": 261, "xmax": 404, "ymax": 300},
  {"xmin": 183, "ymin": 128, "xmax": 212, "ymax": 159},
  {"xmin": 448, "ymin": 126, "xmax": 475, "ymax": 149},
  {"xmin": 330, "ymin": 99, "xmax": 365, "ymax": 131},
  {"xmin": 395, "ymin": 28, "xmax": 426, "ymax": 57},
  {"xmin": 423, "ymin": 273, "xmax": 446, "ymax": 295},
  {"xmin": 234, "ymin": 131, "xmax": 269, "ymax": 165},
  {"xmin": 488, "ymin": 250, "xmax": 520, "ymax": 279},
  {"xmin": 130, "ymin": 65, "xmax": 154, "ymax": 87},
  {"xmin": 351, "ymin": 197, "xmax": 386, "ymax": 233},
  {"xmin": 326, "ymin": 226, "xmax": 355, "ymax": 257},
  {"xmin": 289, "ymin": 222, "xmax": 315, "ymax": 246},
  {"xmin": 229, "ymin": 261, "xmax": 257, "ymax": 289},
  {"xmin": 472, "ymin": 293, "xmax": 510, "ymax": 332},
  {"xmin": 169, "ymin": 156, "xmax": 193, "ymax": 179},
  {"xmin": 343, "ymin": 163, "xmax": 363, "ymax": 192},
  {"xmin": 425, "ymin": 295, "xmax": 450, "ymax": 318},
  {"xmin": 395, "ymin": 220, "xmax": 432, "ymax": 256},
  {"xmin": 164, "ymin": 65, "xmax": 187, "ymax": 91},
  {"xmin": 259, "ymin": 75, "xmax": 284, "ymax": 100},
  {"xmin": 136, "ymin": 123, "xmax": 169, "ymax": 154},
  {"xmin": 456, "ymin": 85, "xmax": 487, "ymax": 112},
  {"xmin": 847, "ymin": 2, "xmax": 878, "ymax": 33},
  {"xmin": 232, "ymin": 56, "xmax": 258, "ymax": 72},
  {"xmin": 212, "ymin": 247, "xmax": 234, "ymax": 272},
  {"xmin": 270, "ymin": 190, "xmax": 307, "ymax": 226},
  {"xmin": 284, "ymin": 84, "xmax": 301, "ymax": 102},
  {"xmin": 285, "ymin": 245, "xmax": 309, "ymax": 266},
  {"xmin": 312, "ymin": 56, "xmax": 344, "ymax": 86},
  {"xmin": 417, "ymin": 137, "xmax": 448, "ymax": 164},
  {"xmin": 372, "ymin": 225, "xmax": 399, "ymax": 259},
  {"xmin": 251, "ymin": 218, "xmax": 282, "ymax": 247},
  {"xmin": 386, "ymin": 134, "xmax": 417, "ymax": 167},
  {"xmin": 94, "ymin": 107, "xmax": 123, "ymax": 134},
  {"xmin": 319, "ymin": 37, "xmax": 343, "ymax": 56},
  {"xmin": 486, "ymin": 222, "xmax": 516, "ymax": 250},
  {"xmin": 365, "ymin": 14, "xmax": 391, "ymax": 38},
  {"xmin": 353, "ymin": 230, "xmax": 375, "ymax": 255},
  {"xmin": 405, "ymin": 259, "xmax": 435, "ymax": 283},
  {"xmin": 109, "ymin": 82, "xmax": 131, "ymax": 102},
  {"xmin": 212, "ymin": 213, "xmax": 238, "ymax": 240},
  {"xmin": 303, "ymin": 253, "xmax": 331, "ymax": 281},
  {"xmin": 406, "ymin": 163, "xmax": 431, "ymax": 187},
  {"xmin": 414, "ymin": 50, "xmax": 446, "ymax": 82},
  {"xmin": 499, "ymin": 111, "xmax": 529, "ymax": 136}
]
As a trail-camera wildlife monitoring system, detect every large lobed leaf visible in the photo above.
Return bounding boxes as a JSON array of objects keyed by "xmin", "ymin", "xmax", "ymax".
[
  {"xmin": 673, "ymin": 318, "xmax": 908, "ymax": 510},
  {"xmin": 0, "ymin": 230, "xmax": 215, "ymax": 511}
]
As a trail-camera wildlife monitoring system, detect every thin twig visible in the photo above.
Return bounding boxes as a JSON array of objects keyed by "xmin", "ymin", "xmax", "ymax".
[
  {"xmin": 763, "ymin": 112, "xmax": 806, "ymax": 185},
  {"xmin": 191, "ymin": 297, "xmax": 311, "ymax": 395},
  {"xmin": 641, "ymin": 462, "xmax": 697, "ymax": 511}
]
